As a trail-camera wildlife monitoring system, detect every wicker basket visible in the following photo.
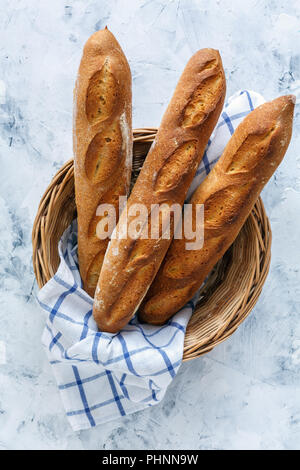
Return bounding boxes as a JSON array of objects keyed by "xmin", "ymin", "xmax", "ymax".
[{"xmin": 32, "ymin": 128, "xmax": 272, "ymax": 361}]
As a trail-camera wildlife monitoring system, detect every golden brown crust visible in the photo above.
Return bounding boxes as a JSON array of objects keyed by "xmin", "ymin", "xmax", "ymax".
[
  {"xmin": 92, "ymin": 48, "xmax": 226, "ymax": 332},
  {"xmin": 140, "ymin": 95, "xmax": 295, "ymax": 324},
  {"xmin": 73, "ymin": 28, "xmax": 132, "ymax": 297}
]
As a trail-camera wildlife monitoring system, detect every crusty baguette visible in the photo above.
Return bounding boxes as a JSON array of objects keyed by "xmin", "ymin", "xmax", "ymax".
[
  {"xmin": 73, "ymin": 28, "xmax": 132, "ymax": 297},
  {"xmin": 140, "ymin": 95, "xmax": 295, "ymax": 324},
  {"xmin": 93, "ymin": 48, "xmax": 226, "ymax": 332}
]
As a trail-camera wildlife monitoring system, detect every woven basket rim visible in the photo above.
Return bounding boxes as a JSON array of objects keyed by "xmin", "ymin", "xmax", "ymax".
[{"xmin": 32, "ymin": 128, "xmax": 272, "ymax": 361}]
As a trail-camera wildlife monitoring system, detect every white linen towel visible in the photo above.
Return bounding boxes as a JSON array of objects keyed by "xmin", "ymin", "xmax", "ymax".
[{"xmin": 37, "ymin": 90, "xmax": 265, "ymax": 431}]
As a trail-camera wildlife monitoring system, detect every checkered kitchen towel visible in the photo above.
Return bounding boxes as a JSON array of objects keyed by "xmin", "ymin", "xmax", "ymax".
[{"xmin": 37, "ymin": 90, "xmax": 265, "ymax": 431}]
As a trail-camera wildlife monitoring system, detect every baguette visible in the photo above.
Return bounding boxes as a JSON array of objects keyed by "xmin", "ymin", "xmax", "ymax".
[
  {"xmin": 73, "ymin": 28, "xmax": 132, "ymax": 297},
  {"xmin": 93, "ymin": 48, "xmax": 226, "ymax": 332},
  {"xmin": 140, "ymin": 95, "xmax": 295, "ymax": 324}
]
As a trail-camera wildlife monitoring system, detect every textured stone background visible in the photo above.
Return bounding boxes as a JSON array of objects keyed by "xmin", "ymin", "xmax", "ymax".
[{"xmin": 0, "ymin": 0, "xmax": 299, "ymax": 450}]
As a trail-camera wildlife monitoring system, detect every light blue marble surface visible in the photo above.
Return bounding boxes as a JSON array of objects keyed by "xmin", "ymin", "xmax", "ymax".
[{"xmin": 0, "ymin": 0, "xmax": 299, "ymax": 450}]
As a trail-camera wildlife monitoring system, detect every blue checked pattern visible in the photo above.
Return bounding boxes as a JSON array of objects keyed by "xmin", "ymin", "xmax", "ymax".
[{"xmin": 37, "ymin": 90, "xmax": 265, "ymax": 431}]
